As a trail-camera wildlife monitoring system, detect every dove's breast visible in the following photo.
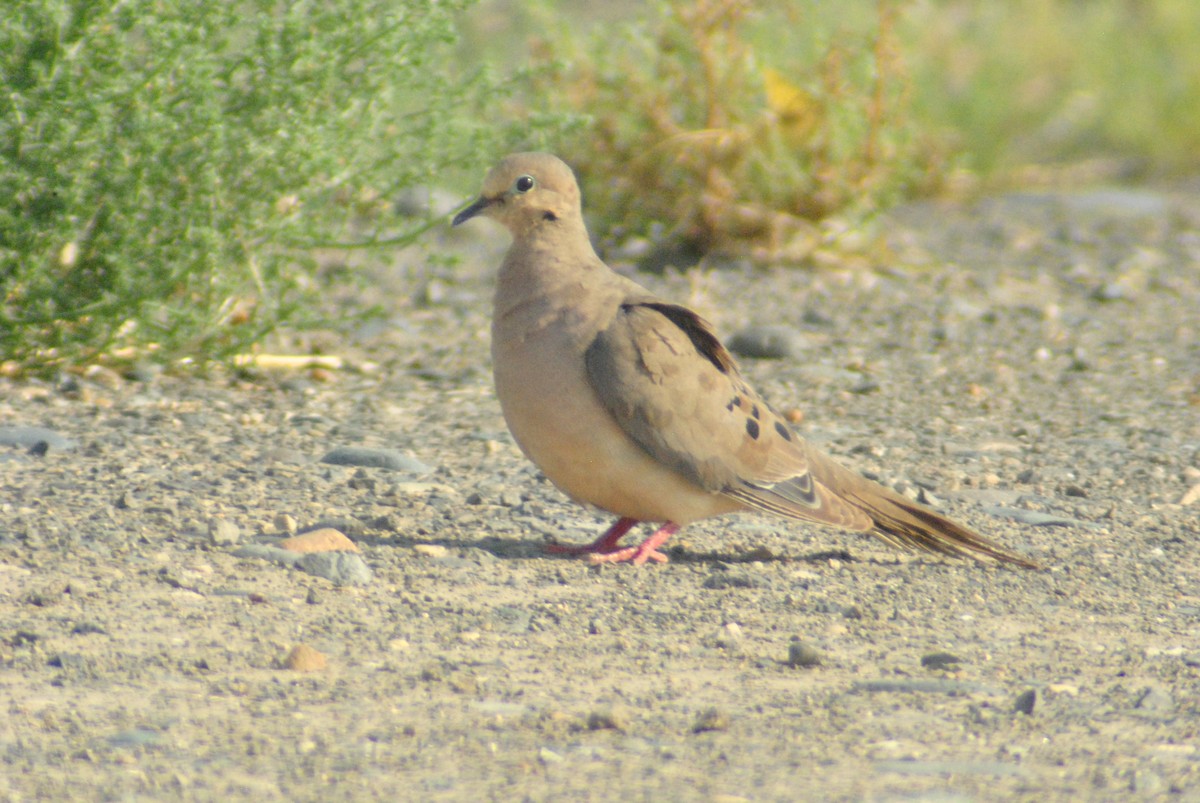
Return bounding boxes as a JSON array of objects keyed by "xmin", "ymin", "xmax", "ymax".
[{"xmin": 490, "ymin": 293, "xmax": 740, "ymax": 525}]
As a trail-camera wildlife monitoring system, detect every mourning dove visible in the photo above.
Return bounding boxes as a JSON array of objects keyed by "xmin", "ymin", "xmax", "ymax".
[{"xmin": 453, "ymin": 153, "xmax": 1037, "ymax": 569}]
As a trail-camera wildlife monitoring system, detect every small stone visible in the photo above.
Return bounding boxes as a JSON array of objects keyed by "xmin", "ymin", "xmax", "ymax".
[
  {"xmin": 538, "ymin": 746, "xmax": 564, "ymax": 764},
  {"xmin": 709, "ymin": 622, "xmax": 743, "ymax": 650},
  {"xmin": 0, "ymin": 425, "xmax": 77, "ymax": 452},
  {"xmin": 1013, "ymin": 689, "xmax": 1037, "ymax": 715},
  {"xmin": 702, "ymin": 572, "xmax": 760, "ymax": 590},
  {"xmin": 274, "ymin": 513, "xmax": 299, "ymax": 534},
  {"xmin": 727, "ymin": 325, "xmax": 808, "ymax": 360},
  {"xmin": 447, "ymin": 672, "xmax": 478, "ymax": 694},
  {"xmin": 1135, "ymin": 685, "xmax": 1174, "ymax": 713},
  {"xmin": 1179, "ymin": 484, "xmax": 1200, "ymax": 506},
  {"xmin": 413, "ymin": 543, "xmax": 449, "ymax": 559},
  {"xmin": 1131, "ymin": 770, "xmax": 1165, "ymax": 795},
  {"xmin": 279, "ymin": 528, "xmax": 359, "ymax": 554},
  {"xmin": 586, "ymin": 707, "xmax": 629, "ymax": 732},
  {"xmin": 282, "ymin": 644, "xmax": 326, "ymax": 672},
  {"xmin": 787, "ymin": 640, "xmax": 823, "ymax": 668},
  {"xmin": 921, "ymin": 652, "xmax": 963, "ymax": 670},
  {"xmin": 231, "ymin": 543, "xmax": 300, "ymax": 566},
  {"xmin": 305, "ymin": 588, "xmax": 321, "ymax": 605},
  {"xmin": 320, "ymin": 446, "xmax": 432, "ymax": 473},
  {"xmin": 207, "ymin": 518, "xmax": 242, "ymax": 546},
  {"xmin": 691, "ymin": 707, "xmax": 730, "ymax": 733},
  {"xmin": 296, "ymin": 552, "xmax": 373, "ymax": 586},
  {"xmin": 916, "ymin": 487, "xmax": 942, "ymax": 507}
]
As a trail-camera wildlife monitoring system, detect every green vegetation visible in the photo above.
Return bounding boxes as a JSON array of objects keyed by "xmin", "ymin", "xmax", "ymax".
[
  {"xmin": 905, "ymin": 0, "xmax": 1200, "ymax": 177},
  {"xmin": 4, "ymin": 0, "xmax": 1197, "ymax": 373},
  {"xmin": 505, "ymin": 0, "xmax": 1200, "ymax": 258},
  {"xmin": 0, "ymin": 0, "xmax": 541, "ymax": 373},
  {"xmin": 519, "ymin": 0, "xmax": 935, "ymax": 262}
]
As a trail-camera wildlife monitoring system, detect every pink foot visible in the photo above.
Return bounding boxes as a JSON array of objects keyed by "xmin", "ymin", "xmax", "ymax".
[
  {"xmin": 546, "ymin": 519, "xmax": 681, "ymax": 565},
  {"xmin": 587, "ymin": 523, "xmax": 680, "ymax": 566},
  {"xmin": 547, "ymin": 517, "xmax": 638, "ymax": 555}
]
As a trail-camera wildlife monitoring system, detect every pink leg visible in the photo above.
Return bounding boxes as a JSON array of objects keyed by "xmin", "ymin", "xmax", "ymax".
[
  {"xmin": 546, "ymin": 517, "xmax": 639, "ymax": 556},
  {"xmin": 588, "ymin": 522, "xmax": 680, "ymax": 566}
]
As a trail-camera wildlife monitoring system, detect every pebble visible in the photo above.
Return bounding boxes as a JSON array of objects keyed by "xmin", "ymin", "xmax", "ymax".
[
  {"xmin": 1178, "ymin": 484, "xmax": 1200, "ymax": 506},
  {"xmin": 413, "ymin": 543, "xmax": 449, "ymax": 559},
  {"xmin": 0, "ymin": 425, "xmax": 77, "ymax": 452},
  {"xmin": 538, "ymin": 746, "xmax": 564, "ymax": 764},
  {"xmin": 1135, "ymin": 685, "xmax": 1174, "ymax": 713},
  {"xmin": 586, "ymin": 707, "xmax": 629, "ymax": 732},
  {"xmin": 708, "ymin": 622, "xmax": 744, "ymax": 650},
  {"xmin": 920, "ymin": 652, "xmax": 963, "ymax": 670},
  {"xmin": 231, "ymin": 543, "xmax": 300, "ymax": 566},
  {"xmin": 787, "ymin": 640, "xmax": 823, "ymax": 668},
  {"xmin": 1013, "ymin": 689, "xmax": 1037, "ymax": 715},
  {"xmin": 691, "ymin": 707, "xmax": 730, "ymax": 733},
  {"xmin": 321, "ymin": 446, "xmax": 432, "ymax": 473},
  {"xmin": 296, "ymin": 551, "xmax": 373, "ymax": 586},
  {"xmin": 279, "ymin": 528, "xmax": 359, "ymax": 554},
  {"xmin": 853, "ymin": 679, "xmax": 995, "ymax": 695},
  {"xmin": 105, "ymin": 728, "xmax": 164, "ymax": 748},
  {"xmin": 981, "ymin": 505, "xmax": 1097, "ymax": 528},
  {"xmin": 282, "ymin": 644, "xmax": 327, "ymax": 672},
  {"xmin": 273, "ymin": 513, "xmax": 299, "ymax": 534},
  {"xmin": 727, "ymin": 325, "xmax": 808, "ymax": 359},
  {"xmin": 701, "ymin": 572, "xmax": 761, "ymax": 590},
  {"xmin": 207, "ymin": 518, "xmax": 242, "ymax": 546}
]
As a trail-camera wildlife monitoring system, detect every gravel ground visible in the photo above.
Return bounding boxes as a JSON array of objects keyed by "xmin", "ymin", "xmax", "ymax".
[{"xmin": 2, "ymin": 186, "xmax": 1199, "ymax": 801}]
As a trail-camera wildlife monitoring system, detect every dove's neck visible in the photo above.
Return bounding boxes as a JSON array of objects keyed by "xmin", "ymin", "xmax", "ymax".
[{"xmin": 493, "ymin": 221, "xmax": 621, "ymax": 338}]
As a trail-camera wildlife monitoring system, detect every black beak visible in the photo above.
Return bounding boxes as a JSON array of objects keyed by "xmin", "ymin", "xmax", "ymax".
[{"xmin": 452, "ymin": 196, "xmax": 492, "ymax": 226}]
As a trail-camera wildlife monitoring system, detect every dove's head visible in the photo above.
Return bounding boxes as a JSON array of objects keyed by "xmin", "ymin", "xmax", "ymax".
[{"xmin": 452, "ymin": 153, "xmax": 583, "ymax": 237}]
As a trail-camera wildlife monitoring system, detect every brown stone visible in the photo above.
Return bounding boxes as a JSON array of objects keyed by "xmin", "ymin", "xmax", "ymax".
[{"xmin": 278, "ymin": 528, "xmax": 359, "ymax": 554}]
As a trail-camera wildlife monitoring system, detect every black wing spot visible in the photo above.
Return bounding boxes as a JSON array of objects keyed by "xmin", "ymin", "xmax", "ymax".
[
  {"xmin": 774, "ymin": 421, "xmax": 793, "ymax": 441},
  {"xmin": 751, "ymin": 404, "xmax": 760, "ymax": 420},
  {"xmin": 746, "ymin": 418, "xmax": 760, "ymax": 440},
  {"xmin": 635, "ymin": 302, "xmax": 735, "ymax": 374}
]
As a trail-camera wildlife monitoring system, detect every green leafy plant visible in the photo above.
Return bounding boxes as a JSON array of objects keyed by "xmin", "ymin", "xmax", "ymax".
[
  {"xmin": 520, "ymin": 0, "xmax": 938, "ymax": 264},
  {"xmin": 1, "ymin": 0, "xmax": 524, "ymax": 373}
]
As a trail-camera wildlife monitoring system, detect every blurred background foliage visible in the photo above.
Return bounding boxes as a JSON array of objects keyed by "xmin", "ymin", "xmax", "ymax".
[{"xmin": 3, "ymin": 0, "xmax": 1198, "ymax": 373}]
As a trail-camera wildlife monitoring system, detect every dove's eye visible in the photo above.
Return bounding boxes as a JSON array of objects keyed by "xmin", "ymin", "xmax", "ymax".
[{"xmin": 514, "ymin": 175, "xmax": 535, "ymax": 193}]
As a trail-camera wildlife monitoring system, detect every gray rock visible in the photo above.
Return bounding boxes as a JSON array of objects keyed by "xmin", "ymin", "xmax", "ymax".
[
  {"xmin": 853, "ymin": 678, "xmax": 996, "ymax": 695},
  {"xmin": 231, "ymin": 544, "xmax": 300, "ymax": 566},
  {"xmin": 0, "ymin": 425, "xmax": 77, "ymax": 452},
  {"xmin": 321, "ymin": 446, "xmax": 432, "ymax": 473},
  {"xmin": 1135, "ymin": 685, "xmax": 1174, "ymax": 713},
  {"xmin": 297, "ymin": 551, "xmax": 373, "ymax": 586},
  {"xmin": 727, "ymin": 325, "xmax": 808, "ymax": 359},
  {"xmin": 874, "ymin": 759, "xmax": 1025, "ymax": 778},
  {"xmin": 786, "ymin": 640, "xmax": 823, "ymax": 668},
  {"xmin": 701, "ymin": 572, "xmax": 762, "ymax": 590},
  {"xmin": 921, "ymin": 652, "xmax": 963, "ymax": 670},
  {"xmin": 981, "ymin": 505, "xmax": 1099, "ymax": 529},
  {"xmin": 1013, "ymin": 689, "xmax": 1037, "ymax": 715},
  {"xmin": 207, "ymin": 518, "xmax": 242, "ymax": 546}
]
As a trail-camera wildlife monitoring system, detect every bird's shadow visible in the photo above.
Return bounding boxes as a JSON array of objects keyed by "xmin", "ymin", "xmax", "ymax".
[{"xmin": 356, "ymin": 526, "xmax": 862, "ymax": 567}]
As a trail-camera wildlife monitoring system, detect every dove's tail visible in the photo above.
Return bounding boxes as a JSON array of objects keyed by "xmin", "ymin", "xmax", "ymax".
[{"xmin": 841, "ymin": 474, "xmax": 1041, "ymax": 568}]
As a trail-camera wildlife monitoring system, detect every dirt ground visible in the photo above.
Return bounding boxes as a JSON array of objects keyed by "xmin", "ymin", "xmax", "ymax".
[{"xmin": 2, "ymin": 185, "xmax": 1199, "ymax": 801}]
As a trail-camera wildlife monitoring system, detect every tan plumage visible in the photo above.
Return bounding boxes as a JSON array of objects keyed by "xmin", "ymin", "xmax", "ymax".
[{"xmin": 453, "ymin": 153, "xmax": 1037, "ymax": 569}]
